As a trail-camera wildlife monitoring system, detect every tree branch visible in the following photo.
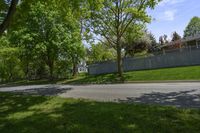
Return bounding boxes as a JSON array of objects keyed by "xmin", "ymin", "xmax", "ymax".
[
  {"xmin": 119, "ymin": 0, "xmax": 146, "ymax": 39},
  {"xmin": 0, "ymin": 0, "xmax": 18, "ymax": 36}
]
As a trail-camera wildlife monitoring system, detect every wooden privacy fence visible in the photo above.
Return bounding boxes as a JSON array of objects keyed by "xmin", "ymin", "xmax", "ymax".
[{"xmin": 88, "ymin": 47, "xmax": 200, "ymax": 75}]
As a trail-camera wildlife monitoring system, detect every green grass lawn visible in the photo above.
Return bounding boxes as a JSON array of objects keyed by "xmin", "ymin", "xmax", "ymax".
[
  {"xmin": 1, "ymin": 66, "xmax": 200, "ymax": 86},
  {"xmin": 0, "ymin": 93, "xmax": 200, "ymax": 133},
  {"xmin": 124, "ymin": 65, "xmax": 200, "ymax": 81},
  {"xmin": 62, "ymin": 66, "xmax": 200, "ymax": 84}
]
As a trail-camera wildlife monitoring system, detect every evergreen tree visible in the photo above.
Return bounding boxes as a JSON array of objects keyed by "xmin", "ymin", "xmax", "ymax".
[{"xmin": 184, "ymin": 16, "xmax": 200, "ymax": 37}]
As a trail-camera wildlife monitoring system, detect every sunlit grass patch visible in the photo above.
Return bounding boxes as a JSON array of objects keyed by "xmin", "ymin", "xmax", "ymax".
[{"xmin": 0, "ymin": 92, "xmax": 200, "ymax": 133}]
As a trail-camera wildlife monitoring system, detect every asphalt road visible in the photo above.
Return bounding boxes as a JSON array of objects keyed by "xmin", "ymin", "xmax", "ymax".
[{"xmin": 1, "ymin": 82, "xmax": 200, "ymax": 108}]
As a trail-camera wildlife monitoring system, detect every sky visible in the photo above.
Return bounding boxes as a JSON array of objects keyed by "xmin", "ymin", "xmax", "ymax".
[{"xmin": 147, "ymin": 0, "xmax": 200, "ymax": 41}]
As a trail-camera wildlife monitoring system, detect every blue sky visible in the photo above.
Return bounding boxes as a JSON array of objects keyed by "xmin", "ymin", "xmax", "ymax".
[{"xmin": 147, "ymin": 0, "xmax": 200, "ymax": 41}]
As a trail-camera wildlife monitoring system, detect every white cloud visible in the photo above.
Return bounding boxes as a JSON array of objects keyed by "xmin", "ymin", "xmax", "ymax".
[
  {"xmin": 159, "ymin": 0, "xmax": 185, "ymax": 6},
  {"xmin": 164, "ymin": 10, "xmax": 176, "ymax": 21},
  {"xmin": 157, "ymin": 10, "xmax": 177, "ymax": 21}
]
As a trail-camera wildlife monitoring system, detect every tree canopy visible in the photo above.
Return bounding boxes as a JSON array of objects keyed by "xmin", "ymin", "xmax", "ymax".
[
  {"xmin": 89, "ymin": 0, "xmax": 160, "ymax": 78},
  {"xmin": 184, "ymin": 16, "xmax": 200, "ymax": 38},
  {"xmin": 87, "ymin": 43, "xmax": 116, "ymax": 64}
]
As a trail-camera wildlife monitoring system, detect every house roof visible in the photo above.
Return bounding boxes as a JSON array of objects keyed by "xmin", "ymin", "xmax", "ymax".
[
  {"xmin": 182, "ymin": 34, "xmax": 200, "ymax": 42},
  {"xmin": 159, "ymin": 40, "xmax": 182, "ymax": 48},
  {"xmin": 159, "ymin": 34, "xmax": 200, "ymax": 48}
]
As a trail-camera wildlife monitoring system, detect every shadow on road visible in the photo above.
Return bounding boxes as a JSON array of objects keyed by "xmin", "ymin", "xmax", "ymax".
[
  {"xmin": 11, "ymin": 85, "xmax": 72, "ymax": 96},
  {"xmin": 117, "ymin": 90, "xmax": 200, "ymax": 108}
]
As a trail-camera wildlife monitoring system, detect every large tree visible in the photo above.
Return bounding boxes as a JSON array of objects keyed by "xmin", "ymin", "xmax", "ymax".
[
  {"xmin": 184, "ymin": 16, "xmax": 200, "ymax": 38},
  {"xmin": 10, "ymin": 1, "xmax": 85, "ymax": 80},
  {"xmin": 89, "ymin": 0, "xmax": 160, "ymax": 78}
]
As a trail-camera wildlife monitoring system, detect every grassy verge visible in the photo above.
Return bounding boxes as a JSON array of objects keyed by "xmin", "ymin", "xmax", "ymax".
[
  {"xmin": 0, "ymin": 79, "xmax": 59, "ymax": 88},
  {"xmin": 0, "ymin": 92, "xmax": 200, "ymax": 133},
  {"xmin": 1, "ymin": 66, "xmax": 200, "ymax": 86},
  {"xmin": 62, "ymin": 66, "xmax": 200, "ymax": 84}
]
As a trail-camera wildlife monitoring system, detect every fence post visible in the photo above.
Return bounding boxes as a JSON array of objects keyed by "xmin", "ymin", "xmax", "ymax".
[
  {"xmin": 196, "ymin": 40, "xmax": 199, "ymax": 48},
  {"xmin": 162, "ymin": 49, "xmax": 166, "ymax": 55},
  {"xmin": 148, "ymin": 58, "xmax": 152, "ymax": 69}
]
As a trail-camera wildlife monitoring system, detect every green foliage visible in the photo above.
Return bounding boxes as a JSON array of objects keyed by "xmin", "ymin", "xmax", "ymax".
[
  {"xmin": 90, "ymin": 0, "xmax": 158, "ymax": 44},
  {"xmin": 171, "ymin": 31, "xmax": 181, "ymax": 41},
  {"xmin": 184, "ymin": 16, "xmax": 200, "ymax": 37},
  {"xmin": 0, "ymin": 36, "xmax": 24, "ymax": 82},
  {"xmin": 88, "ymin": 43, "xmax": 116, "ymax": 63},
  {"xmin": 148, "ymin": 32, "xmax": 159, "ymax": 52},
  {"xmin": 89, "ymin": 0, "xmax": 160, "ymax": 76},
  {"xmin": 123, "ymin": 31, "xmax": 152, "ymax": 57},
  {"xmin": 8, "ymin": 1, "xmax": 86, "ymax": 80},
  {"xmin": 122, "ymin": 24, "xmax": 145, "ymax": 45},
  {"xmin": 159, "ymin": 34, "xmax": 169, "ymax": 45},
  {"xmin": 0, "ymin": 0, "xmax": 7, "ymax": 23},
  {"xmin": 0, "ymin": 0, "xmax": 9, "ymax": 13}
]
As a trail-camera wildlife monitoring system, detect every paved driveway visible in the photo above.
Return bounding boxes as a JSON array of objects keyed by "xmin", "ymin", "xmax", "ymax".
[{"xmin": 1, "ymin": 82, "xmax": 200, "ymax": 108}]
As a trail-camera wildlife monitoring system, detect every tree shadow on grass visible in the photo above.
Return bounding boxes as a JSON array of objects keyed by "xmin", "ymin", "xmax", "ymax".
[
  {"xmin": 0, "ymin": 93, "xmax": 200, "ymax": 133},
  {"xmin": 0, "ymin": 93, "xmax": 50, "ymax": 133},
  {"xmin": 117, "ymin": 90, "xmax": 200, "ymax": 108},
  {"xmin": 0, "ymin": 79, "xmax": 60, "ymax": 88},
  {"xmin": 10, "ymin": 85, "xmax": 72, "ymax": 96}
]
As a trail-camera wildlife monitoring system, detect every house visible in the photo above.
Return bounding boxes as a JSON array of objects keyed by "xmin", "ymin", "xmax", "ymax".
[
  {"xmin": 161, "ymin": 40, "xmax": 182, "ymax": 50},
  {"xmin": 77, "ymin": 60, "xmax": 88, "ymax": 73},
  {"xmin": 182, "ymin": 34, "xmax": 200, "ymax": 48},
  {"xmin": 160, "ymin": 34, "xmax": 200, "ymax": 51}
]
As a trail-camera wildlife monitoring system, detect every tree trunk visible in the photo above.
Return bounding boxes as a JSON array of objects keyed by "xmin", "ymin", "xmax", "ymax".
[
  {"xmin": 49, "ymin": 67, "xmax": 53, "ymax": 81},
  {"xmin": 116, "ymin": 0, "xmax": 123, "ymax": 80},
  {"xmin": 47, "ymin": 60, "xmax": 54, "ymax": 81},
  {"xmin": 25, "ymin": 62, "xmax": 29, "ymax": 80},
  {"xmin": 72, "ymin": 62, "xmax": 78, "ymax": 77},
  {"xmin": 0, "ymin": 0, "xmax": 19, "ymax": 36},
  {"xmin": 49, "ymin": 64, "xmax": 54, "ymax": 81},
  {"xmin": 116, "ymin": 43, "xmax": 123, "ymax": 79}
]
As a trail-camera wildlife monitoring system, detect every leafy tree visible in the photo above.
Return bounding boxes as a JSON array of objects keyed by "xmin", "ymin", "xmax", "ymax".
[
  {"xmin": 69, "ymin": 42, "xmax": 86, "ymax": 77},
  {"xmin": 122, "ymin": 25, "xmax": 158, "ymax": 55},
  {"xmin": 124, "ymin": 32, "xmax": 151, "ymax": 57},
  {"xmin": 89, "ymin": 0, "xmax": 160, "ymax": 78},
  {"xmin": 184, "ymin": 16, "xmax": 200, "ymax": 38},
  {"xmin": 10, "ymin": 1, "xmax": 85, "ymax": 80},
  {"xmin": 148, "ymin": 32, "xmax": 159, "ymax": 52},
  {"xmin": 159, "ymin": 36, "xmax": 164, "ymax": 45},
  {"xmin": 88, "ymin": 43, "xmax": 116, "ymax": 64},
  {"xmin": 159, "ymin": 34, "xmax": 169, "ymax": 45},
  {"xmin": 0, "ymin": 36, "xmax": 24, "ymax": 82},
  {"xmin": 163, "ymin": 34, "xmax": 168, "ymax": 44},
  {"xmin": 122, "ymin": 23, "xmax": 146, "ymax": 45},
  {"xmin": 171, "ymin": 31, "xmax": 181, "ymax": 42},
  {"xmin": 149, "ymin": 32, "xmax": 157, "ymax": 45}
]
